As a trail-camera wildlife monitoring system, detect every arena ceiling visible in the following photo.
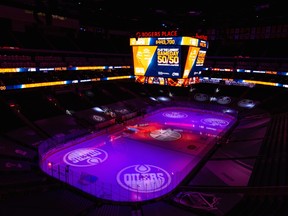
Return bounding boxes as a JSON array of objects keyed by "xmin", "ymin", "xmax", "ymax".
[
  {"xmin": 63, "ymin": 0, "xmax": 286, "ymax": 32},
  {"xmin": 1, "ymin": 0, "xmax": 287, "ymax": 33}
]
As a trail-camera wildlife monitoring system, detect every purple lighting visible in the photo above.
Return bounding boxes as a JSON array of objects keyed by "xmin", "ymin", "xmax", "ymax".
[{"xmin": 40, "ymin": 107, "xmax": 236, "ymax": 203}]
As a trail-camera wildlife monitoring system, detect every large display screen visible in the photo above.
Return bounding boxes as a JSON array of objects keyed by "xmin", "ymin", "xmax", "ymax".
[
  {"xmin": 133, "ymin": 45, "xmax": 182, "ymax": 78},
  {"xmin": 130, "ymin": 36, "xmax": 208, "ymax": 81}
]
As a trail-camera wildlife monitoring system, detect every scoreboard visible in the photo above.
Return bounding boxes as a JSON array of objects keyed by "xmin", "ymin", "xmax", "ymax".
[{"xmin": 130, "ymin": 36, "xmax": 208, "ymax": 86}]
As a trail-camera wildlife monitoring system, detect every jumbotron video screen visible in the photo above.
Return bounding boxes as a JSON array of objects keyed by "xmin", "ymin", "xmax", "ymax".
[{"xmin": 130, "ymin": 35, "xmax": 208, "ymax": 87}]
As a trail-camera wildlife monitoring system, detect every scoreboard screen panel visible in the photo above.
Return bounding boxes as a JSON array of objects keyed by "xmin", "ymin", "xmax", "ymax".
[
  {"xmin": 130, "ymin": 36, "xmax": 208, "ymax": 79},
  {"xmin": 133, "ymin": 45, "xmax": 182, "ymax": 78}
]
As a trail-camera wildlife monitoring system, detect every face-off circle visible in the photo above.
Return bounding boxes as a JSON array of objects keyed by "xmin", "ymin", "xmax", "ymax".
[
  {"xmin": 194, "ymin": 93, "xmax": 209, "ymax": 102},
  {"xmin": 162, "ymin": 111, "xmax": 188, "ymax": 119},
  {"xmin": 150, "ymin": 129, "xmax": 181, "ymax": 141},
  {"xmin": 63, "ymin": 148, "xmax": 108, "ymax": 167},
  {"xmin": 117, "ymin": 164, "xmax": 171, "ymax": 193},
  {"xmin": 217, "ymin": 96, "xmax": 231, "ymax": 105},
  {"xmin": 237, "ymin": 99, "xmax": 255, "ymax": 108},
  {"xmin": 200, "ymin": 118, "xmax": 229, "ymax": 127},
  {"xmin": 92, "ymin": 115, "xmax": 105, "ymax": 122},
  {"xmin": 115, "ymin": 108, "xmax": 129, "ymax": 114}
]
